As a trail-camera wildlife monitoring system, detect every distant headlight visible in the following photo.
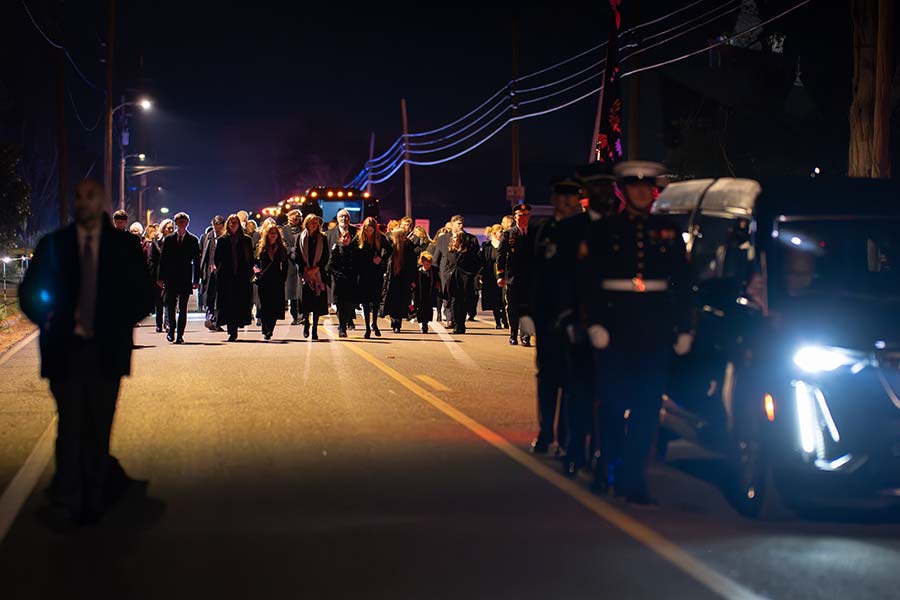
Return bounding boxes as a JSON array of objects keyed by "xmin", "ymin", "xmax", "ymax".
[{"xmin": 793, "ymin": 346, "xmax": 864, "ymax": 373}]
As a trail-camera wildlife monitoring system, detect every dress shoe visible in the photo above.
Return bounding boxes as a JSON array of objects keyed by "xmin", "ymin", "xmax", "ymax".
[
  {"xmin": 227, "ymin": 333, "xmax": 238, "ymax": 342},
  {"xmin": 264, "ymin": 333, "xmax": 272, "ymax": 340},
  {"xmin": 373, "ymin": 325, "xmax": 381, "ymax": 337},
  {"xmin": 311, "ymin": 329, "xmax": 319, "ymax": 341},
  {"xmin": 509, "ymin": 336, "xmax": 518, "ymax": 346},
  {"xmin": 155, "ymin": 326, "xmax": 163, "ymax": 333},
  {"xmin": 521, "ymin": 335, "xmax": 532, "ymax": 347},
  {"xmin": 530, "ymin": 438, "xmax": 549, "ymax": 454},
  {"xmin": 291, "ymin": 318, "xmax": 301, "ymax": 326},
  {"xmin": 166, "ymin": 332, "xmax": 175, "ymax": 343},
  {"xmin": 467, "ymin": 316, "xmax": 476, "ymax": 322},
  {"xmin": 364, "ymin": 329, "xmax": 371, "ymax": 339},
  {"xmin": 339, "ymin": 328, "xmax": 348, "ymax": 338},
  {"xmin": 495, "ymin": 324, "xmax": 503, "ymax": 330},
  {"xmin": 421, "ymin": 323, "xmax": 428, "ymax": 334},
  {"xmin": 453, "ymin": 328, "xmax": 466, "ymax": 335},
  {"xmin": 175, "ymin": 336, "xmax": 184, "ymax": 344},
  {"xmin": 348, "ymin": 321, "xmax": 356, "ymax": 330},
  {"xmin": 303, "ymin": 323, "xmax": 310, "ymax": 338}
]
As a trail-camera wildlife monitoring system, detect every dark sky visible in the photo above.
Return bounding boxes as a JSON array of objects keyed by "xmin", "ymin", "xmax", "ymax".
[{"xmin": 6, "ymin": 0, "xmax": 846, "ymax": 232}]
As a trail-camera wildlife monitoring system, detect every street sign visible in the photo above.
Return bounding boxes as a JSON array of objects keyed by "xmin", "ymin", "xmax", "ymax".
[{"xmin": 506, "ymin": 185, "xmax": 525, "ymax": 204}]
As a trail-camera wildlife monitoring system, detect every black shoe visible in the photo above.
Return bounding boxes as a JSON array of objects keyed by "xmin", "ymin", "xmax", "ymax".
[
  {"xmin": 421, "ymin": 324, "xmax": 428, "ymax": 334},
  {"xmin": 166, "ymin": 332, "xmax": 175, "ymax": 342},
  {"xmin": 311, "ymin": 329, "xmax": 318, "ymax": 341},
  {"xmin": 227, "ymin": 333, "xmax": 238, "ymax": 342},
  {"xmin": 256, "ymin": 318, "xmax": 261, "ymax": 327},
  {"xmin": 303, "ymin": 323, "xmax": 310, "ymax": 338},
  {"xmin": 468, "ymin": 316, "xmax": 476, "ymax": 322},
  {"xmin": 509, "ymin": 336, "xmax": 518, "ymax": 346},
  {"xmin": 175, "ymin": 336, "xmax": 184, "ymax": 344},
  {"xmin": 339, "ymin": 328, "xmax": 348, "ymax": 338},
  {"xmin": 453, "ymin": 328, "xmax": 466, "ymax": 334},
  {"xmin": 364, "ymin": 329, "xmax": 371, "ymax": 339},
  {"xmin": 521, "ymin": 336, "xmax": 531, "ymax": 347},
  {"xmin": 562, "ymin": 460, "xmax": 580, "ymax": 478},
  {"xmin": 530, "ymin": 438, "xmax": 549, "ymax": 454},
  {"xmin": 155, "ymin": 326, "xmax": 163, "ymax": 333},
  {"xmin": 495, "ymin": 324, "xmax": 503, "ymax": 330},
  {"xmin": 264, "ymin": 333, "xmax": 272, "ymax": 340},
  {"xmin": 291, "ymin": 318, "xmax": 301, "ymax": 326},
  {"xmin": 348, "ymin": 321, "xmax": 356, "ymax": 331},
  {"xmin": 373, "ymin": 325, "xmax": 381, "ymax": 337},
  {"xmin": 625, "ymin": 493, "xmax": 660, "ymax": 509}
]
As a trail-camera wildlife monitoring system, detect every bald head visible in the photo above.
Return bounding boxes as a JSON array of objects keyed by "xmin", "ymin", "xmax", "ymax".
[{"xmin": 74, "ymin": 179, "xmax": 107, "ymax": 227}]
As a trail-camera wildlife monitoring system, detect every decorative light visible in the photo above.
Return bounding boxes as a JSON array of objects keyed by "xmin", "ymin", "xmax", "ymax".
[{"xmin": 327, "ymin": 190, "xmax": 334, "ymax": 197}]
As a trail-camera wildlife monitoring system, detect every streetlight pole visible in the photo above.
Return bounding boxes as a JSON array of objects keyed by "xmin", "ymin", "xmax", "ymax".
[
  {"xmin": 109, "ymin": 98, "xmax": 152, "ymax": 210},
  {"xmin": 119, "ymin": 153, "xmax": 145, "ymax": 211}
]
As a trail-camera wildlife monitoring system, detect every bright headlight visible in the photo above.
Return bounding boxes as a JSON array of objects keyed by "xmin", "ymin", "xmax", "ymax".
[{"xmin": 793, "ymin": 346, "xmax": 856, "ymax": 373}]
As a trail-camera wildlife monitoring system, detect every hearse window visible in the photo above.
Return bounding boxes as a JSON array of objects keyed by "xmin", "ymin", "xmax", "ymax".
[{"xmin": 689, "ymin": 215, "xmax": 753, "ymax": 283}]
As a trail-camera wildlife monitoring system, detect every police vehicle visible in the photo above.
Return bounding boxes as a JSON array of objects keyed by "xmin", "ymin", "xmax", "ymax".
[
  {"xmin": 257, "ymin": 187, "xmax": 380, "ymax": 225},
  {"xmin": 653, "ymin": 176, "xmax": 900, "ymax": 518}
]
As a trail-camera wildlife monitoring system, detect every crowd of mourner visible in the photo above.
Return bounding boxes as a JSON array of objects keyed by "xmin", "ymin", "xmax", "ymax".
[{"xmin": 21, "ymin": 159, "xmax": 692, "ymax": 530}]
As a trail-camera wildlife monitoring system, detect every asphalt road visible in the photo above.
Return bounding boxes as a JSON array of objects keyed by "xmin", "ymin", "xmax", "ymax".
[{"xmin": 1, "ymin": 312, "xmax": 899, "ymax": 599}]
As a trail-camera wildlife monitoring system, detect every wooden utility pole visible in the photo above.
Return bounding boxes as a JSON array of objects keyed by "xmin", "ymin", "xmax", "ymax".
[
  {"xmin": 511, "ymin": 19, "xmax": 521, "ymax": 187},
  {"xmin": 849, "ymin": 0, "xmax": 876, "ymax": 177},
  {"xmin": 873, "ymin": 0, "xmax": 893, "ymax": 177},
  {"xmin": 366, "ymin": 131, "xmax": 375, "ymax": 194},
  {"xmin": 56, "ymin": 42, "xmax": 68, "ymax": 225},
  {"xmin": 104, "ymin": 0, "xmax": 116, "ymax": 202},
  {"xmin": 401, "ymin": 98, "xmax": 412, "ymax": 218}
]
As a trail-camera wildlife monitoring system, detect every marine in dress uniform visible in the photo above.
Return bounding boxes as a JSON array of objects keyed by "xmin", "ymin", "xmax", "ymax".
[
  {"xmin": 581, "ymin": 161, "xmax": 693, "ymax": 506},
  {"xmin": 497, "ymin": 203, "xmax": 533, "ymax": 346}
]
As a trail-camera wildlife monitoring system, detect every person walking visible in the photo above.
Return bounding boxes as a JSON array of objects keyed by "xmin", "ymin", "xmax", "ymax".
[
  {"xmin": 326, "ymin": 228, "xmax": 359, "ymax": 337},
  {"xmin": 355, "ymin": 216, "xmax": 392, "ymax": 338},
  {"xmin": 281, "ymin": 209, "xmax": 304, "ymax": 325},
  {"xmin": 157, "ymin": 212, "xmax": 201, "ymax": 344},
  {"xmin": 19, "ymin": 178, "xmax": 153, "ymax": 531},
  {"xmin": 497, "ymin": 203, "xmax": 534, "ymax": 346},
  {"xmin": 254, "ymin": 222, "xmax": 289, "ymax": 340},
  {"xmin": 381, "ymin": 228, "xmax": 416, "ymax": 333},
  {"xmin": 214, "ymin": 214, "xmax": 254, "ymax": 342},
  {"xmin": 481, "ymin": 224, "xmax": 507, "ymax": 329},
  {"xmin": 295, "ymin": 214, "xmax": 329, "ymax": 340},
  {"xmin": 413, "ymin": 251, "xmax": 440, "ymax": 333},
  {"xmin": 432, "ymin": 215, "xmax": 481, "ymax": 334},
  {"xmin": 149, "ymin": 219, "xmax": 174, "ymax": 332},
  {"xmin": 199, "ymin": 215, "xmax": 225, "ymax": 312}
]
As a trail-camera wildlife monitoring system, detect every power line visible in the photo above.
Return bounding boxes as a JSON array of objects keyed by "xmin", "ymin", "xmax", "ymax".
[
  {"xmin": 67, "ymin": 90, "xmax": 103, "ymax": 132},
  {"xmin": 21, "ymin": 1, "xmax": 103, "ymax": 92}
]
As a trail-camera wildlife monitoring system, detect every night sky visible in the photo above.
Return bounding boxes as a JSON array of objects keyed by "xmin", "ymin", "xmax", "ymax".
[{"xmin": 5, "ymin": 0, "xmax": 850, "ymax": 233}]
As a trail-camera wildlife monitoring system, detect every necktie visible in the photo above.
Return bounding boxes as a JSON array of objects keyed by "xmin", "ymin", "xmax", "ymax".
[{"xmin": 78, "ymin": 234, "xmax": 97, "ymax": 338}]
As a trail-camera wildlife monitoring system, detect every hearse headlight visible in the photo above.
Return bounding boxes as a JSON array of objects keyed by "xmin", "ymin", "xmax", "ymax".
[{"xmin": 793, "ymin": 345, "xmax": 870, "ymax": 374}]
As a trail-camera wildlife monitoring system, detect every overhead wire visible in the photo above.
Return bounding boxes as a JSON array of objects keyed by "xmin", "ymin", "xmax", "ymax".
[{"xmin": 67, "ymin": 90, "xmax": 103, "ymax": 132}]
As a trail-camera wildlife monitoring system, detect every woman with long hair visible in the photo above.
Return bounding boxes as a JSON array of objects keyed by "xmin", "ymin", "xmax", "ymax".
[
  {"xmin": 295, "ymin": 214, "xmax": 329, "ymax": 340},
  {"xmin": 214, "ymin": 214, "xmax": 254, "ymax": 341},
  {"xmin": 481, "ymin": 224, "xmax": 508, "ymax": 329},
  {"xmin": 326, "ymin": 228, "xmax": 358, "ymax": 337},
  {"xmin": 355, "ymin": 217, "xmax": 392, "ymax": 338},
  {"xmin": 254, "ymin": 222, "xmax": 289, "ymax": 340},
  {"xmin": 149, "ymin": 219, "xmax": 174, "ymax": 332},
  {"xmin": 381, "ymin": 228, "xmax": 417, "ymax": 333}
]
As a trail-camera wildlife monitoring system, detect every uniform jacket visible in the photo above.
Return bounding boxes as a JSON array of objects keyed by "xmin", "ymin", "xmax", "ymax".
[
  {"xmin": 497, "ymin": 225, "xmax": 532, "ymax": 287},
  {"xmin": 19, "ymin": 219, "xmax": 153, "ymax": 379},
  {"xmin": 158, "ymin": 230, "xmax": 201, "ymax": 293}
]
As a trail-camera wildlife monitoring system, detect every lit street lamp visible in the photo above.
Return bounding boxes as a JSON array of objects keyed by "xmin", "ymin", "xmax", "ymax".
[
  {"xmin": 119, "ymin": 153, "xmax": 146, "ymax": 212},
  {"xmin": 160, "ymin": 207, "xmax": 170, "ymax": 214},
  {"xmin": 1, "ymin": 256, "xmax": 10, "ymax": 304},
  {"xmin": 113, "ymin": 98, "xmax": 153, "ymax": 211}
]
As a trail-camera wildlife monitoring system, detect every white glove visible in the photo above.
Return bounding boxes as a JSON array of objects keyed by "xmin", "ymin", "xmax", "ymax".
[
  {"xmin": 587, "ymin": 325, "xmax": 610, "ymax": 349},
  {"xmin": 674, "ymin": 332, "xmax": 694, "ymax": 356},
  {"xmin": 519, "ymin": 315, "xmax": 536, "ymax": 337}
]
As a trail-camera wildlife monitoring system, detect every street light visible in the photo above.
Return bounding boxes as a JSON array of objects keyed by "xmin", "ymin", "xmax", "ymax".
[
  {"xmin": 1, "ymin": 257, "xmax": 10, "ymax": 304},
  {"xmin": 120, "ymin": 153, "xmax": 147, "ymax": 212},
  {"xmin": 111, "ymin": 97, "xmax": 153, "ymax": 211},
  {"xmin": 160, "ymin": 207, "xmax": 170, "ymax": 214}
]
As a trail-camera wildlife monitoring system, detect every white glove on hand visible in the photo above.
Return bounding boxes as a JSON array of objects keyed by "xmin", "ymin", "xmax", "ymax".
[
  {"xmin": 674, "ymin": 332, "xmax": 694, "ymax": 356},
  {"xmin": 519, "ymin": 315, "xmax": 536, "ymax": 337},
  {"xmin": 587, "ymin": 325, "xmax": 610, "ymax": 350}
]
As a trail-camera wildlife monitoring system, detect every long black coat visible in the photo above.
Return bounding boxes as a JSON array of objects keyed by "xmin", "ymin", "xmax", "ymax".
[
  {"xmin": 295, "ymin": 230, "xmax": 330, "ymax": 317},
  {"xmin": 214, "ymin": 233, "xmax": 254, "ymax": 327},
  {"xmin": 326, "ymin": 241, "xmax": 358, "ymax": 302},
  {"xmin": 381, "ymin": 242, "xmax": 417, "ymax": 319},
  {"xmin": 480, "ymin": 241, "xmax": 503, "ymax": 311},
  {"xmin": 432, "ymin": 231, "xmax": 481, "ymax": 296},
  {"xmin": 19, "ymin": 219, "xmax": 153, "ymax": 379},
  {"xmin": 256, "ymin": 244, "xmax": 289, "ymax": 321},
  {"xmin": 281, "ymin": 224, "xmax": 303, "ymax": 300},
  {"xmin": 413, "ymin": 266, "xmax": 440, "ymax": 323},
  {"xmin": 356, "ymin": 235, "xmax": 392, "ymax": 304},
  {"xmin": 158, "ymin": 231, "xmax": 201, "ymax": 293}
]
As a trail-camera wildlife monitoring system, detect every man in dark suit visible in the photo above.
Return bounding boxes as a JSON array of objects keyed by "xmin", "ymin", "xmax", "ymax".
[
  {"xmin": 497, "ymin": 202, "xmax": 534, "ymax": 346},
  {"xmin": 19, "ymin": 178, "xmax": 153, "ymax": 530},
  {"xmin": 157, "ymin": 211, "xmax": 201, "ymax": 343},
  {"xmin": 325, "ymin": 208, "xmax": 358, "ymax": 327},
  {"xmin": 432, "ymin": 215, "xmax": 481, "ymax": 334},
  {"xmin": 199, "ymin": 215, "xmax": 225, "ymax": 314}
]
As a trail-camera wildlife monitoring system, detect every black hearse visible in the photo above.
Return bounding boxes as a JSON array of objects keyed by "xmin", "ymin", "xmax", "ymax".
[{"xmin": 653, "ymin": 176, "xmax": 900, "ymax": 517}]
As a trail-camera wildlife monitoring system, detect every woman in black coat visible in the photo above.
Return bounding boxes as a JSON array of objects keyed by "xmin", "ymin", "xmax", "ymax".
[
  {"xmin": 381, "ymin": 228, "xmax": 417, "ymax": 333},
  {"xmin": 432, "ymin": 216, "xmax": 482, "ymax": 334},
  {"xmin": 413, "ymin": 251, "xmax": 441, "ymax": 333},
  {"xmin": 480, "ymin": 224, "xmax": 507, "ymax": 329},
  {"xmin": 214, "ymin": 214, "xmax": 254, "ymax": 341},
  {"xmin": 254, "ymin": 222, "xmax": 289, "ymax": 340},
  {"xmin": 326, "ymin": 228, "xmax": 358, "ymax": 337},
  {"xmin": 295, "ymin": 213, "xmax": 329, "ymax": 340},
  {"xmin": 356, "ymin": 216, "xmax": 392, "ymax": 339},
  {"xmin": 149, "ymin": 219, "xmax": 174, "ymax": 332}
]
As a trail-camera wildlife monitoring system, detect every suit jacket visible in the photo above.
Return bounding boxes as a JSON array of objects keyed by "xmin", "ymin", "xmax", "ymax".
[
  {"xmin": 326, "ymin": 224, "xmax": 358, "ymax": 249},
  {"xmin": 19, "ymin": 219, "xmax": 153, "ymax": 379},
  {"xmin": 199, "ymin": 229, "xmax": 219, "ymax": 282},
  {"xmin": 497, "ymin": 225, "xmax": 532, "ymax": 287},
  {"xmin": 432, "ymin": 231, "xmax": 481, "ymax": 295},
  {"xmin": 158, "ymin": 231, "xmax": 201, "ymax": 292}
]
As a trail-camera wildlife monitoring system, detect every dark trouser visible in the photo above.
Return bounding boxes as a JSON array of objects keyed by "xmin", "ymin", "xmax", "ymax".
[
  {"xmin": 362, "ymin": 302, "xmax": 379, "ymax": 330},
  {"xmin": 535, "ymin": 319, "xmax": 567, "ymax": 447},
  {"xmin": 336, "ymin": 300, "xmax": 355, "ymax": 331},
  {"xmin": 261, "ymin": 317, "xmax": 277, "ymax": 336},
  {"xmin": 289, "ymin": 299, "xmax": 300, "ymax": 320},
  {"xmin": 505, "ymin": 284, "xmax": 528, "ymax": 339},
  {"xmin": 563, "ymin": 340, "xmax": 595, "ymax": 469},
  {"xmin": 227, "ymin": 323, "xmax": 239, "ymax": 338},
  {"xmin": 594, "ymin": 347, "xmax": 669, "ymax": 496},
  {"xmin": 467, "ymin": 287, "xmax": 478, "ymax": 319},
  {"xmin": 491, "ymin": 307, "xmax": 507, "ymax": 328},
  {"xmin": 153, "ymin": 286, "xmax": 166, "ymax": 330},
  {"xmin": 48, "ymin": 341, "xmax": 121, "ymax": 518},
  {"xmin": 165, "ymin": 289, "xmax": 190, "ymax": 337},
  {"xmin": 449, "ymin": 274, "xmax": 474, "ymax": 332}
]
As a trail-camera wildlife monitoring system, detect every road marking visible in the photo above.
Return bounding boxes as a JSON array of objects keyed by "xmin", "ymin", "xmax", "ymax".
[
  {"xmin": 322, "ymin": 325, "xmax": 765, "ymax": 600},
  {"xmin": 0, "ymin": 416, "xmax": 56, "ymax": 543},
  {"xmin": 428, "ymin": 321, "xmax": 480, "ymax": 370},
  {"xmin": 0, "ymin": 329, "xmax": 39, "ymax": 368},
  {"xmin": 414, "ymin": 374, "xmax": 451, "ymax": 392}
]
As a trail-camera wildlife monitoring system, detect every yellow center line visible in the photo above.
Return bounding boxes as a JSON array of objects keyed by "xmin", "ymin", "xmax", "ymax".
[
  {"xmin": 321, "ymin": 323, "xmax": 764, "ymax": 600},
  {"xmin": 414, "ymin": 374, "xmax": 452, "ymax": 392}
]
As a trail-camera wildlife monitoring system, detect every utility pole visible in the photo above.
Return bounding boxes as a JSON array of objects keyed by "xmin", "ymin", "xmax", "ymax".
[
  {"xmin": 56, "ymin": 39, "xmax": 68, "ymax": 225},
  {"xmin": 401, "ymin": 98, "xmax": 412, "ymax": 218},
  {"xmin": 366, "ymin": 131, "xmax": 376, "ymax": 195},
  {"xmin": 510, "ymin": 18, "xmax": 521, "ymax": 188},
  {"xmin": 873, "ymin": 0, "xmax": 893, "ymax": 177},
  {"xmin": 104, "ymin": 0, "xmax": 116, "ymax": 203}
]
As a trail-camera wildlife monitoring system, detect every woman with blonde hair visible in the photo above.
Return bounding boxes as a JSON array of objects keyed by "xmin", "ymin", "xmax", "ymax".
[
  {"xmin": 356, "ymin": 217, "xmax": 392, "ymax": 338},
  {"xmin": 295, "ymin": 214, "xmax": 329, "ymax": 340},
  {"xmin": 214, "ymin": 214, "xmax": 254, "ymax": 341},
  {"xmin": 381, "ymin": 228, "xmax": 417, "ymax": 333},
  {"xmin": 254, "ymin": 222, "xmax": 289, "ymax": 340},
  {"xmin": 149, "ymin": 219, "xmax": 175, "ymax": 332}
]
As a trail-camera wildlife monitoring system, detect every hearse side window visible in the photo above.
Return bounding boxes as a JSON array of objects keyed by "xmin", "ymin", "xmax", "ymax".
[{"xmin": 688, "ymin": 215, "xmax": 753, "ymax": 284}]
